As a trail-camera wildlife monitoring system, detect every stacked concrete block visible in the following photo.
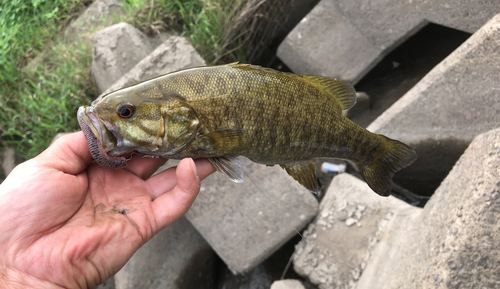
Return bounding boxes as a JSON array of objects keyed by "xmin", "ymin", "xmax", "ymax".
[
  {"xmin": 357, "ymin": 128, "xmax": 500, "ymax": 289},
  {"xmin": 290, "ymin": 12, "xmax": 500, "ymax": 289},
  {"xmin": 292, "ymin": 173, "xmax": 420, "ymax": 289},
  {"xmin": 278, "ymin": 0, "xmax": 500, "ymax": 83},
  {"xmin": 277, "ymin": 0, "xmax": 382, "ymax": 83},
  {"xmin": 103, "ymin": 36, "xmax": 206, "ymax": 94},
  {"xmin": 114, "ymin": 217, "xmax": 215, "ymax": 289},
  {"xmin": 65, "ymin": 0, "xmax": 125, "ymax": 40},
  {"xmin": 367, "ymin": 13, "xmax": 500, "ymax": 194},
  {"xmin": 92, "ymin": 23, "xmax": 154, "ymax": 94},
  {"xmin": 186, "ymin": 157, "xmax": 319, "ymax": 274}
]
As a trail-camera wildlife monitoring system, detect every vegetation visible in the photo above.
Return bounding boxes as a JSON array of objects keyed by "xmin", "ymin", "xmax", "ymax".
[{"xmin": 0, "ymin": 0, "xmax": 272, "ymax": 158}]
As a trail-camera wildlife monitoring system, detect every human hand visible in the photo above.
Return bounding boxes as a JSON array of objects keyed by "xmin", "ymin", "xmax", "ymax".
[{"xmin": 0, "ymin": 132, "xmax": 215, "ymax": 288}]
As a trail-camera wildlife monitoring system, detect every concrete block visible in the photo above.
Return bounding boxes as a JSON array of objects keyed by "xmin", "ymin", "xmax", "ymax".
[
  {"xmin": 186, "ymin": 157, "xmax": 319, "ymax": 274},
  {"xmin": 271, "ymin": 279, "xmax": 306, "ymax": 289},
  {"xmin": 278, "ymin": 0, "xmax": 500, "ymax": 83},
  {"xmin": 92, "ymin": 23, "xmax": 154, "ymax": 94},
  {"xmin": 277, "ymin": 0, "xmax": 382, "ymax": 83},
  {"xmin": 357, "ymin": 128, "xmax": 500, "ymax": 288},
  {"xmin": 103, "ymin": 36, "xmax": 205, "ymax": 95},
  {"xmin": 367, "ymin": 14, "xmax": 500, "ymax": 194},
  {"xmin": 292, "ymin": 173, "xmax": 419, "ymax": 289},
  {"xmin": 114, "ymin": 217, "xmax": 215, "ymax": 289},
  {"xmin": 65, "ymin": 0, "xmax": 125, "ymax": 40}
]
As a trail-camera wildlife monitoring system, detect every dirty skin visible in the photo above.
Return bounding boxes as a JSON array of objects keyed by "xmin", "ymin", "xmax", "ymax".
[{"xmin": 94, "ymin": 202, "xmax": 138, "ymax": 229}]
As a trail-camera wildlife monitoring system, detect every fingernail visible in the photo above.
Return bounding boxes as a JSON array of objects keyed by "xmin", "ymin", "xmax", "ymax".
[{"xmin": 190, "ymin": 158, "xmax": 198, "ymax": 179}]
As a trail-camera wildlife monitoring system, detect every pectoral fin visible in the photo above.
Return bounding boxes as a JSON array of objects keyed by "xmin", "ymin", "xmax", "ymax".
[
  {"xmin": 209, "ymin": 156, "xmax": 244, "ymax": 183},
  {"xmin": 280, "ymin": 161, "xmax": 319, "ymax": 192}
]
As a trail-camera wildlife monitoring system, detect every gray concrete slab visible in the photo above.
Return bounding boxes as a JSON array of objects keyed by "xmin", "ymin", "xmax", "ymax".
[
  {"xmin": 114, "ymin": 217, "xmax": 215, "ymax": 289},
  {"xmin": 65, "ymin": 0, "xmax": 125, "ymax": 41},
  {"xmin": 278, "ymin": 0, "xmax": 500, "ymax": 83},
  {"xmin": 366, "ymin": 13, "xmax": 500, "ymax": 195},
  {"xmin": 102, "ymin": 36, "xmax": 205, "ymax": 95},
  {"xmin": 367, "ymin": 13, "xmax": 500, "ymax": 143},
  {"xmin": 186, "ymin": 157, "xmax": 319, "ymax": 274},
  {"xmin": 292, "ymin": 173, "xmax": 419, "ymax": 289},
  {"xmin": 356, "ymin": 128, "xmax": 500, "ymax": 288},
  {"xmin": 277, "ymin": 0, "xmax": 382, "ymax": 83},
  {"xmin": 92, "ymin": 23, "xmax": 154, "ymax": 94}
]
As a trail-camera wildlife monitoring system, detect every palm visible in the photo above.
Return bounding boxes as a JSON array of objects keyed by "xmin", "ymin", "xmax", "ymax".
[{"xmin": 0, "ymin": 132, "xmax": 214, "ymax": 288}]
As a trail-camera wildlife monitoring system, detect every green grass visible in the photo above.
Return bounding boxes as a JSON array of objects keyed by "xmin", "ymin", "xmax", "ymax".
[
  {"xmin": 1, "ymin": 0, "xmax": 262, "ymax": 159},
  {"xmin": 0, "ymin": 0, "xmax": 93, "ymax": 158},
  {"xmin": 126, "ymin": 0, "xmax": 250, "ymax": 63}
]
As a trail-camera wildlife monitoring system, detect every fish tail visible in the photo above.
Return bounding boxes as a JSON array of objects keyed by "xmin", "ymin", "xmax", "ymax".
[{"xmin": 359, "ymin": 135, "xmax": 417, "ymax": 196}]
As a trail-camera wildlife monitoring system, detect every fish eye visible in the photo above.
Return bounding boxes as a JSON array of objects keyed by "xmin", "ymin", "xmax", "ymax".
[{"xmin": 116, "ymin": 103, "xmax": 135, "ymax": 118}]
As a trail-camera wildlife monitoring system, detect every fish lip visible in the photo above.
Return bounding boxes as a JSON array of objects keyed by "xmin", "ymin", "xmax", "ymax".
[{"xmin": 77, "ymin": 106, "xmax": 126, "ymax": 168}]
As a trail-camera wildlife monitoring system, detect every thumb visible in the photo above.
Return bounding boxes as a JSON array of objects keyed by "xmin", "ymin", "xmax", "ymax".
[{"xmin": 38, "ymin": 132, "xmax": 93, "ymax": 175}]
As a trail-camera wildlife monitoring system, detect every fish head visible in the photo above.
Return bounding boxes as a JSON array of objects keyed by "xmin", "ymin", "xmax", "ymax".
[
  {"xmin": 77, "ymin": 84, "xmax": 202, "ymax": 168},
  {"xmin": 77, "ymin": 85, "xmax": 168, "ymax": 167}
]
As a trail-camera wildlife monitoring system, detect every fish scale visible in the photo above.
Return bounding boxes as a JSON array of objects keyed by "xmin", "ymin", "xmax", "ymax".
[{"xmin": 77, "ymin": 63, "xmax": 417, "ymax": 196}]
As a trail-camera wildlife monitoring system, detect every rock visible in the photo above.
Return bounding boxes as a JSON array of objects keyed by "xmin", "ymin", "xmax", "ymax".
[
  {"xmin": 65, "ymin": 0, "xmax": 125, "ymax": 41},
  {"xmin": 92, "ymin": 23, "xmax": 154, "ymax": 94},
  {"xmin": 271, "ymin": 279, "xmax": 306, "ymax": 289},
  {"xmin": 1, "ymin": 147, "xmax": 16, "ymax": 178},
  {"xmin": 356, "ymin": 128, "xmax": 500, "ymax": 289},
  {"xmin": 114, "ymin": 217, "xmax": 215, "ymax": 289},
  {"xmin": 292, "ymin": 173, "xmax": 420, "ymax": 289},
  {"xmin": 278, "ymin": 0, "xmax": 500, "ymax": 83},
  {"xmin": 102, "ymin": 36, "xmax": 205, "ymax": 95},
  {"xmin": 186, "ymin": 157, "xmax": 319, "ymax": 274},
  {"xmin": 367, "ymin": 13, "xmax": 500, "ymax": 195},
  {"xmin": 277, "ymin": 0, "xmax": 382, "ymax": 83}
]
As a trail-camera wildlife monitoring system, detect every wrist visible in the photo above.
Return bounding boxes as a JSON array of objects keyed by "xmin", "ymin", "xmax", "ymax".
[{"xmin": 0, "ymin": 265, "xmax": 64, "ymax": 289}]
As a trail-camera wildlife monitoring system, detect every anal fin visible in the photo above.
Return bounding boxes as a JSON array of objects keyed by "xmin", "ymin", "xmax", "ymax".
[
  {"xmin": 208, "ymin": 156, "xmax": 244, "ymax": 183},
  {"xmin": 280, "ymin": 161, "xmax": 319, "ymax": 192}
]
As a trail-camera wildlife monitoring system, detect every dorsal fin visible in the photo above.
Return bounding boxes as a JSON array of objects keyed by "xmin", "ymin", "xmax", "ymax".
[
  {"xmin": 302, "ymin": 76, "xmax": 357, "ymax": 110},
  {"xmin": 228, "ymin": 63, "xmax": 356, "ymax": 110}
]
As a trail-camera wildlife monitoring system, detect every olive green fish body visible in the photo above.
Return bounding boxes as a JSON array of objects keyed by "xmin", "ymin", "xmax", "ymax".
[{"xmin": 77, "ymin": 63, "xmax": 416, "ymax": 196}]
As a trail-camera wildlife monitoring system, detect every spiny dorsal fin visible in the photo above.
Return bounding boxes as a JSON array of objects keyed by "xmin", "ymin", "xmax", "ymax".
[
  {"xmin": 228, "ymin": 63, "xmax": 356, "ymax": 110},
  {"xmin": 209, "ymin": 156, "xmax": 244, "ymax": 183},
  {"xmin": 280, "ymin": 161, "xmax": 319, "ymax": 193},
  {"xmin": 302, "ymin": 76, "xmax": 357, "ymax": 110}
]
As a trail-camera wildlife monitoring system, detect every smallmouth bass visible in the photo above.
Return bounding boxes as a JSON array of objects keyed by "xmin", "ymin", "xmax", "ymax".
[{"xmin": 77, "ymin": 63, "xmax": 416, "ymax": 196}]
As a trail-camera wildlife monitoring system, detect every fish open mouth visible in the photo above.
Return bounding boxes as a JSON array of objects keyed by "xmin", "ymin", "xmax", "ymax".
[{"xmin": 77, "ymin": 106, "xmax": 127, "ymax": 168}]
